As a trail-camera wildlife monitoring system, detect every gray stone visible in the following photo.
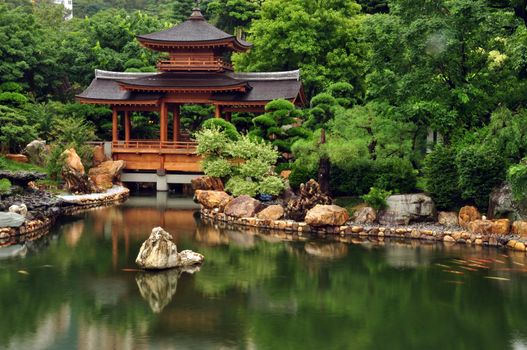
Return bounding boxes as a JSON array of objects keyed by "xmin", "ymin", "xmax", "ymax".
[
  {"xmin": 0, "ymin": 212, "xmax": 26, "ymax": 228},
  {"xmin": 23, "ymin": 140, "xmax": 48, "ymax": 166},
  {"xmin": 378, "ymin": 194, "xmax": 435, "ymax": 226},
  {"xmin": 178, "ymin": 250, "xmax": 205, "ymax": 266},
  {"xmin": 488, "ymin": 183, "xmax": 527, "ymax": 220},
  {"xmin": 438, "ymin": 211, "xmax": 458, "ymax": 226}
]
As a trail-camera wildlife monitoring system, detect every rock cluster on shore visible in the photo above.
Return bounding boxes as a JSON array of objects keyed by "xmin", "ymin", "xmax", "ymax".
[{"xmin": 192, "ymin": 176, "xmax": 527, "ymax": 254}]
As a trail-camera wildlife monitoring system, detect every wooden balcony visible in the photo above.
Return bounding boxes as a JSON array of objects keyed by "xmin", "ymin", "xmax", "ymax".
[
  {"xmin": 157, "ymin": 58, "xmax": 233, "ymax": 72},
  {"xmin": 111, "ymin": 140, "xmax": 202, "ymax": 172}
]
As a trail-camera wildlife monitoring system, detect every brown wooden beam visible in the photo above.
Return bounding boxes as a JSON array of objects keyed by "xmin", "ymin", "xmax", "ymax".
[
  {"xmin": 215, "ymin": 104, "xmax": 221, "ymax": 118},
  {"xmin": 124, "ymin": 111, "xmax": 131, "ymax": 143},
  {"xmin": 222, "ymin": 107, "xmax": 266, "ymax": 113},
  {"xmin": 160, "ymin": 101, "xmax": 168, "ymax": 142},
  {"xmin": 173, "ymin": 104, "xmax": 181, "ymax": 142},
  {"xmin": 112, "ymin": 107, "xmax": 118, "ymax": 142},
  {"xmin": 115, "ymin": 106, "xmax": 159, "ymax": 112}
]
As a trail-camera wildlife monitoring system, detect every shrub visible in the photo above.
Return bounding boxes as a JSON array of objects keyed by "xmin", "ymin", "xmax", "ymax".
[
  {"xmin": 508, "ymin": 159, "xmax": 527, "ymax": 201},
  {"xmin": 374, "ymin": 158, "xmax": 417, "ymax": 194},
  {"xmin": 225, "ymin": 176, "xmax": 259, "ymax": 197},
  {"xmin": 259, "ymin": 175, "xmax": 286, "ymax": 195},
  {"xmin": 423, "ymin": 145, "xmax": 462, "ymax": 210},
  {"xmin": 329, "ymin": 159, "xmax": 377, "ymax": 196},
  {"xmin": 362, "ymin": 187, "xmax": 392, "ymax": 211},
  {"xmin": 455, "ymin": 145, "xmax": 506, "ymax": 210},
  {"xmin": 289, "ymin": 161, "xmax": 317, "ymax": 189},
  {"xmin": 201, "ymin": 118, "xmax": 240, "ymax": 140}
]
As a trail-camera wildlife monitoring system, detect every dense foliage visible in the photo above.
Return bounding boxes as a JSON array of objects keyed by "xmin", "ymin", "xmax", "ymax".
[{"xmin": 2, "ymin": 0, "xmax": 527, "ymax": 207}]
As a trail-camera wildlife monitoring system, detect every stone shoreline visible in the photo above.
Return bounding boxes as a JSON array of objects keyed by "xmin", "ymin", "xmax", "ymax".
[
  {"xmin": 0, "ymin": 186, "xmax": 130, "ymax": 245},
  {"xmin": 200, "ymin": 207, "xmax": 527, "ymax": 253}
]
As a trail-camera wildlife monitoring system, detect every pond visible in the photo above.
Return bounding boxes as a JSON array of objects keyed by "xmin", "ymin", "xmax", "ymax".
[{"xmin": 1, "ymin": 194, "xmax": 527, "ymax": 350}]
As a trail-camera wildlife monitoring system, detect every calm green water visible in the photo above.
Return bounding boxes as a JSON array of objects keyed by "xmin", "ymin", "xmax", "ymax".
[{"xmin": 1, "ymin": 195, "xmax": 527, "ymax": 350}]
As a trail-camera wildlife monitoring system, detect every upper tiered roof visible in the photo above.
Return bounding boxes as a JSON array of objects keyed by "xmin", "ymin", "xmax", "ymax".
[{"xmin": 137, "ymin": 8, "xmax": 251, "ymax": 52}]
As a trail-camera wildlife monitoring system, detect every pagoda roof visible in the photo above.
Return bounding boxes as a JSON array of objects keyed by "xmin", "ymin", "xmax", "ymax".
[
  {"xmin": 137, "ymin": 8, "xmax": 251, "ymax": 51},
  {"xmin": 76, "ymin": 69, "xmax": 305, "ymax": 105}
]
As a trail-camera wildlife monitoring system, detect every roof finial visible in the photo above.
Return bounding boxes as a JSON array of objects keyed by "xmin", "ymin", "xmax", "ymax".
[{"xmin": 189, "ymin": 0, "xmax": 205, "ymax": 20}]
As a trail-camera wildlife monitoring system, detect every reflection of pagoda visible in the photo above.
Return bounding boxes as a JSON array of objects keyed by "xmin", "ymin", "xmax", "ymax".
[{"xmin": 77, "ymin": 8, "xmax": 306, "ymax": 173}]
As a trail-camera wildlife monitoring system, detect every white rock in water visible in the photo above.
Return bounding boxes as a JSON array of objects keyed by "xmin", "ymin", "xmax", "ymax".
[
  {"xmin": 9, "ymin": 204, "xmax": 28, "ymax": 217},
  {"xmin": 136, "ymin": 227, "xmax": 205, "ymax": 270},
  {"xmin": 178, "ymin": 250, "xmax": 205, "ymax": 266},
  {"xmin": 136, "ymin": 227, "xmax": 180, "ymax": 270}
]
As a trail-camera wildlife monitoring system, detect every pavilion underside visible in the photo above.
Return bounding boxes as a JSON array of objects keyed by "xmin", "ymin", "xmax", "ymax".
[{"xmin": 76, "ymin": 69, "xmax": 306, "ymax": 173}]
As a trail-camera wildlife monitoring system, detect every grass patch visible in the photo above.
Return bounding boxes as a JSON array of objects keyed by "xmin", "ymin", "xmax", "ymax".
[
  {"xmin": 0, "ymin": 156, "xmax": 46, "ymax": 173},
  {"xmin": 0, "ymin": 178, "xmax": 11, "ymax": 193}
]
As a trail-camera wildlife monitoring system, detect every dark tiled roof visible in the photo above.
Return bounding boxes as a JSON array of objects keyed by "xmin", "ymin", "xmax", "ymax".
[
  {"xmin": 77, "ymin": 70, "xmax": 303, "ymax": 104},
  {"xmin": 137, "ymin": 10, "xmax": 251, "ymax": 48},
  {"xmin": 117, "ymin": 73, "xmax": 249, "ymax": 89},
  {"xmin": 76, "ymin": 70, "xmax": 161, "ymax": 101}
]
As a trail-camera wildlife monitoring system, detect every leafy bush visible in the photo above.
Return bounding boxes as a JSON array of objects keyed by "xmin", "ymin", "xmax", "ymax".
[
  {"xmin": 508, "ymin": 159, "xmax": 527, "ymax": 201},
  {"xmin": 195, "ymin": 127, "xmax": 285, "ymax": 197},
  {"xmin": 374, "ymin": 158, "xmax": 417, "ymax": 194},
  {"xmin": 329, "ymin": 159, "xmax": 376, "ymax": 196},
  {"xmin": 362, "ymin": 187, "xmax": 392, "ymax": 210},
  {"xmin": 289, "ymin": 161, "xmax": 317, "ymax": 189},
  {"xmin": 423, "ymin": 144, "xmax": 462, "ymax": 210},
  {"xmin": 455, "ymin": 145, "xmax": 506, "ymax": 210},
  {"xmin": 201, "ymin": 118, "xmax": 240, "ymax": 140},
  {"xmin": 0, "ymin": 105, "xmax": 37, "ymax": 153}
]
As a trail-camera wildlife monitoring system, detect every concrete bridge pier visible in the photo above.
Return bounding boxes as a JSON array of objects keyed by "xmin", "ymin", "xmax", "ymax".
[{"xmin": 121, "ymin": 172, "xmax": 201, "ymax": 192}]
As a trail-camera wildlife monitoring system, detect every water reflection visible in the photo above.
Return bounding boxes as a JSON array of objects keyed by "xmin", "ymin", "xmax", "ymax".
[{"xmin": 1, "ymin": 196, "xmax": 527, "ymax": 350}]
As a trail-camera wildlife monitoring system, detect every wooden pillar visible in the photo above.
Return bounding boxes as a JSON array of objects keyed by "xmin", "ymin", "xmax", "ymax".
[
  {"xmin": 225, "ymin": 111, "xmax": 232, "ymax": 122},
  {"xmin": 160, "ymin": 101, "xmax": 168, "ymax": 142},
  {"xmin": 173, "ymin": 104, "xmax": 181, "ymax": 142},
  {"xmin": 124, "ymin": 111, "xmax": 131, "ymax": 143},
  {"xmin": 112, "ymin": 107, "xmax": 118, "ymax": 142},
  {"xmin": 215, "ymin": 104, "xmax": 221, "ymax": 118}
]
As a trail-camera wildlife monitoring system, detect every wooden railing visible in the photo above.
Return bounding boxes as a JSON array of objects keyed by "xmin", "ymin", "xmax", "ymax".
[
  {"xmin": 157, "ymin": 58, "xmax": 233, "ymax": 72},
  {"xmin": 112, "ymin": 140, "xmax": 198, "ymax": 154}
]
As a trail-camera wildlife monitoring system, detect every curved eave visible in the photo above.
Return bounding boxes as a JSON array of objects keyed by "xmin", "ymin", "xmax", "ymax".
[{"xmin": 136, "ymin": 37, "xmax": 251, "ymax": 52}]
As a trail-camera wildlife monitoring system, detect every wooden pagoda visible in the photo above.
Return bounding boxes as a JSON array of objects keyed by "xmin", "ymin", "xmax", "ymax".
[{"xmin": 77, "ymin": 7, "xmax": 306, "ymax": 173}]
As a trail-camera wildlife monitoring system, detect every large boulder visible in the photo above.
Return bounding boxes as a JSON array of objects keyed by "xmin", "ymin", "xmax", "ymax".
[
  {"xmin": 136, "ymin": 227, "xmax": 205, "ymax": 270},
  {"xmin": 256, "ymin": 205, "xmax": 285, "ymax": 221},
  {"xmin": 62, "ymin": 148, "xmax": 85, "ymax": 174},
  {"xmin": 468, "ymin": 219, "xmax": 511, "ymax": 235},
  {"xmin": 458, "ymin": 206, "xmax": 481, "ymax": 229},
  {"xmin": 512, "ymin": 221, "xmax": 527, "ymax": 238},
  {"xmin": 88, "ymin": 160, "xmax": 125, "ymax": 190},
  {"xmin": 194, "ymin": 190, "xmax": 232, "ymax": 210},
  {"xmin": 438, "ymin": 211, "xmax": 459, "ymax": 226},
  {"xmin": 191, "ymin": 176, "xmax": 224, "ymax": 191},
  {"xmin": 23, "ymin": 140, "xmax": 48, "ymax": 166},
  {"xmin": 285, "ymin": 180, "xmax": 332, "ymax": 221},
  {"xmin": 61, "ymin": 148, "xmax": 96, "ymax": 194},
  {"xmin": 224, "ymin": 195, "xmax": 262, "ymax": 218},
  {"xmin": 136, "ymin": 227, "xmax": 180, "ymax": 270},
  {"xmin": 92, "ymin": 145, "xmax": 107, "ymax": 167},
  {"xmin": 0, "ymin": 171, "xmax": 46, "ymax": 187},
  {"xmin": 378, "ymin": 194, "xmax": 435, "ymax": 226},
  {"xmin": 352, "ymin": 207, "xmax": 377, "ymax": 224},
  {"xmin": 305, "ymin": 204, "xmax": 350, "ymax": 227},
  {"xmin": 0, "ymin": 212, "xmax": 25, "ymax": 228}
]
